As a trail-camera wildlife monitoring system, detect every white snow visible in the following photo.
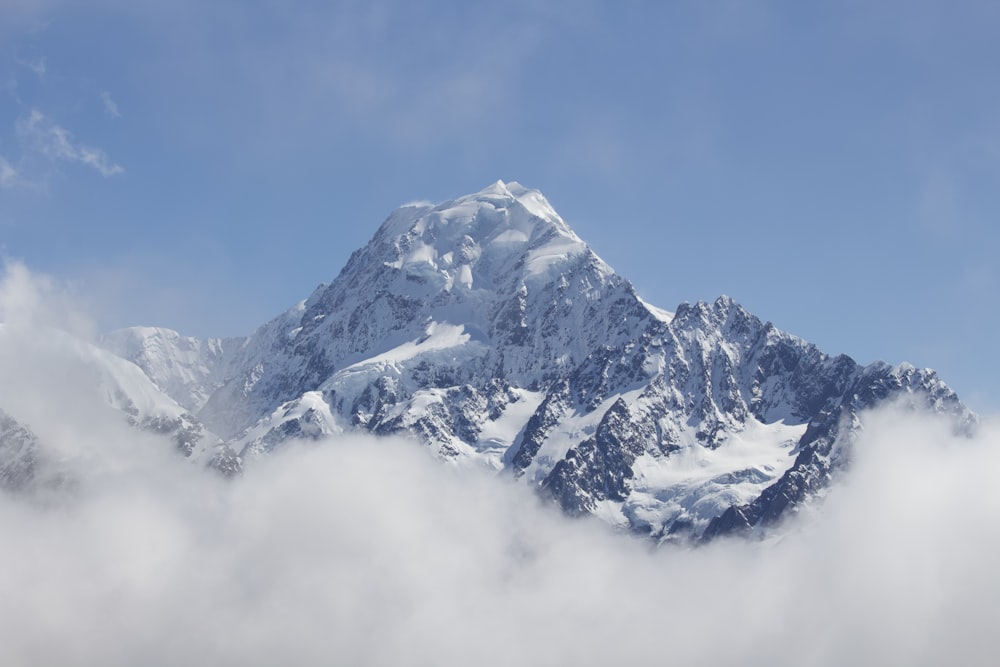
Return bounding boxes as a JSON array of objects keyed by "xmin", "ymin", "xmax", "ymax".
[
  {"xmin": 456, "ymin": 264, "xmax": 473, "ymax": 289},
  {"xmin": 237, "ymin": 390, "xmax": 342, "ymax": 459},
  {"xmin": 473, "ymin": 389, "xmax": 545, "ymax": 468},
  {"xmin": 524, "ymin": 235, "xmax": 588, "ymax": 279},
  {"xmin": 506, "ymin": 181, "xmax": 563, "ymax": 223},
  {"xmin": 338, "ymin": 321, "xmax": 471, "ymax": 373},
  {"xmin": 638, "ymin": 296, "xmax": 674, "ymax": 323},
  {"xmin": 624, "ymin": 417, "xmax": 807, "ymax": 533},
  {"xmin": 490, "ymin": 228, "xmax": 530, "ymax": 246}
]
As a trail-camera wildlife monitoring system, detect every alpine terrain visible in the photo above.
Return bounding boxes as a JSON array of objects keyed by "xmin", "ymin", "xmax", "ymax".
[{"xmin": 3, "ymin": 181, "xmax": 975, "ymax": 542}]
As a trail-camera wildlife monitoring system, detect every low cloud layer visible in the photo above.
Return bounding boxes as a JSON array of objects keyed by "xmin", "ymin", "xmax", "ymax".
[
  {"xmin": 1, "ymin": 402, "xmax": 997, "ymax": 666},
  {"xmin": 0, "ymin": 263, "xmax": 997, "ymax": 666}
]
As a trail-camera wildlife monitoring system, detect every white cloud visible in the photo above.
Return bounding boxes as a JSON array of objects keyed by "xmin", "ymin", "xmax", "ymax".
[
  {"xmin": 100, "ymin": 90, "xmax": 122, "ymax": 118},
  {"xmin": 16, "ymin": 109, "xmax": 124, "ymax": 177},
  {"xmin": 0, "ymin": 261, "xmax": 95, "ymax": 338},
  {"xmin": 0, "ymin": 404, "xmax": 996, "ymax": 666}
]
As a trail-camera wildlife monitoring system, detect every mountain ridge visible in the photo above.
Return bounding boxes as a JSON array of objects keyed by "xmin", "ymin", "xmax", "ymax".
[{"xmin": 82, "ymin": 181, "xmax": 975, "ymax": 541}]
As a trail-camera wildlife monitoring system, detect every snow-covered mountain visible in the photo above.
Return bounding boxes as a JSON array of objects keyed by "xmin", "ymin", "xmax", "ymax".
[
  {"xmin": 0, "ymin": 324, "xmax": 240, "ymax": 486},
  {"xmin": 93, "ymin": 181, "xmax": 975, "ymax": 541},
  {"xmin": 99, "ymin": 327, "xmax": 245, "ymax": 412}
]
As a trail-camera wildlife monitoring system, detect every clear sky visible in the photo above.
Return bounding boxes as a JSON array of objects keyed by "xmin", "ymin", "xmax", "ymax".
[{"xmin": 1, "ymin": 1, "xmax": 997, "ymax": 412}]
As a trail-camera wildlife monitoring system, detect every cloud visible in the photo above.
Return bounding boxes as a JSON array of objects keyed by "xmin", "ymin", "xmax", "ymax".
[
  {"xmin": 18, "ymin": 57, "xmax": 46, "ymax": 79},
  {"xmin": 0, "ymin": 156, "xmax": 17, "ymax": 188},
  {"xmin": 100, "ymin": 90, "xmax": 122, "ymax": 119},
  {"xmin": 0, "ymin": 260, "xmax": 95, "ymax": 338},
  {"xmin": 15, "ymin": 109, "xmax": 124, "ymax": 177},
  {"xmin": 1, "ymin": 406, "xmax": 997, "ymax": 666},
  {"xmin": 115, "ymin": 1, "xmax": 598, "ymax": 158},
  {"xmin": 0, "ymin": 260, "xmax": 60, "ymax": 327},
  {"xmin": 0, "ymin": 263, "xmax": 997, "ymax": 667}
]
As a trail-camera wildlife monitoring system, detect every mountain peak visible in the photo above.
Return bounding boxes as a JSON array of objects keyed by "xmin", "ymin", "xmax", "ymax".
[
  {"xmin": 194, "ymin": 180, "xmax": 648, "ymax": 439},
  {"xmin": 86, "ymin": 180, "xmax": 973, "ymax": 545},
  {"xmin": 471, "ymin": 180, "xmax": 560, "ymax": 220},
  {"xmin": 423, "ymin": 181, "xmax": 573, "ymax": 238},
  {"xmin": 376, "ymin": 181, "xmax": 570, "ymax": 244},
  {"xmin": 473, "ymin": 178, "xmax": 536, "ymax": 199},
  {"xmin": 477, "ymin": 179, "xmax": 512, "ymax": 197},
  {"xmin": 369, "ymin": 181, "xmax": 591, "ymax": 292}
]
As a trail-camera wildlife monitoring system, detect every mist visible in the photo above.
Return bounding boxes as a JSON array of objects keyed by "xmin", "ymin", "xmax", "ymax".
[{"xmin": 1, "ymin": 264, "xmax": 998, "ymax": 666}]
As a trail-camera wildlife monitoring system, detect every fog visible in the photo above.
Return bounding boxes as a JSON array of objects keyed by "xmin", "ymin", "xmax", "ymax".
[{"xmin": 1, "ymin": 263, "xmax": 998, "ymax": 666}]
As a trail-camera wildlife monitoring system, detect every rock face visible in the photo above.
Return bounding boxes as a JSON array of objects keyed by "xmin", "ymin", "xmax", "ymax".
[
  {"xmin": 95, "ymin": 181, "xmax": 976, "ymax": 541},
  {"xmin": 0, "ymin": 409, "xmax": 40, "ymax": 493}
]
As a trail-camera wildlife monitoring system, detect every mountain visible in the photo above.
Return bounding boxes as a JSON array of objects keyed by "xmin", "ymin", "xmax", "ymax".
[
  {"xmin": 98, "ymin": 181, "xmax": 975, "ymax": 541},
  {"xmin": 99, "ymin": 327, "xmax": 246, "ymax": 413},
  {"xmin": 0, "ymin": 408, "xmax": 40, "ymax": 493},
  {"xmin": 0, "ymin": 324, "xmax": 240, "ymax": 488}
]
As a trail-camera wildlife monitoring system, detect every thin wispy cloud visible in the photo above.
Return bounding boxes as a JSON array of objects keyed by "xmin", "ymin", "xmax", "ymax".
[
  {"xmin": 0, "ymin": 156, "xmax": 18, "ymax": 188},
  {"xmin": 100, "ymin": 90, "xmax": 122, "ymax": 119},
  {"xmin": 16, "ymin": 109, "xmax": 123, "ymax": 177},
  {"xmin": 159, "ymin": 1, "xmax": 594, "ymax": 155},
  {"xmin": 16, "ymin": 57, "xmax": 46, "ymax": 79}
]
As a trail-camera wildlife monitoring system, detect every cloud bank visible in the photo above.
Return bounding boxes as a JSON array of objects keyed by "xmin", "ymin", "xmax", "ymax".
[
  {"xmin": 0, "ymin": 263, "xmax": 997, "ymax": 666},
  {"xmin": 1, "ymin": 409, "xmax": 997, "ymax": 666}
]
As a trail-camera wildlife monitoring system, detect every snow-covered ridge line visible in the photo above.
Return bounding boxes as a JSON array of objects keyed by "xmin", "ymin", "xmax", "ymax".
[{"xmin": 88, "ymin": 181, "xmax": 975, "ymax": 542}]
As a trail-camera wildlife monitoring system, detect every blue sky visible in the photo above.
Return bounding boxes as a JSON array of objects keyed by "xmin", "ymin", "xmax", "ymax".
[{"xmin": 1, "ymin": 1, "xmax": 998, "ymax": 411}]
